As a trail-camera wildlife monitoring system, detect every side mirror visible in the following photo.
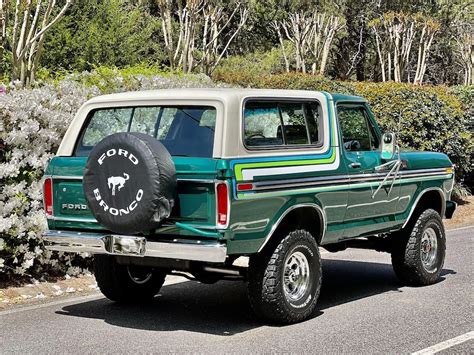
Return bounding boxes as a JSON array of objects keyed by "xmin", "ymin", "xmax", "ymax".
[{"xmin": 381, "ymin": 133, "xmax": 396, "ymax": 160}]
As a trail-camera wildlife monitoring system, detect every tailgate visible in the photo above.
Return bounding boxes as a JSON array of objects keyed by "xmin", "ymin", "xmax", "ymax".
[{"xmin": 48, "ymin": 156, "xmax": 219, "ymax": 231}]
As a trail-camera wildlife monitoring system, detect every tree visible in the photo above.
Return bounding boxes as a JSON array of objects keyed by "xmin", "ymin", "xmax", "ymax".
[
  {"xmin": 272, "ymin": 10, "xmax": 344, "ymax": 75},
  {"xmin": 453, "ymin": 22, "xmax": 473, "ymax": 85},
  {"xmin": 8, "ymin": 0, "xmax": 73, "ymax": 86},
  {"xmin": 369, "ymin": 12, "xmax": 440, "ymax": 84},
  {"xmin": 41, "ymin": 0, "xmax": 162, "ymax": 73},
  {"xmin": 156, "ymin": 0, "xmax": 248, "ymax": 74},
  {"xmin": 0, "ymin": 0, "xmax": 7, "ymax": 77}
]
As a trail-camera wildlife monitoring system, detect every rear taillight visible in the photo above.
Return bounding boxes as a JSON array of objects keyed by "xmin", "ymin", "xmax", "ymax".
[
  {"xmin": 43, "ymin": 178, "xmax": 53, "ymax": 216},
  {"xmin": 216, "ymin": 182, "xmax": 229, "ymax": 228}
]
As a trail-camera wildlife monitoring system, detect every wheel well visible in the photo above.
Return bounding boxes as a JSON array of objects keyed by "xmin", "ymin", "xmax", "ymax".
[
  {"xmin": 269, "ymin": 206, "xmax": 324, "ymax": 247},
  {"xmin": 406, "ymin": 189, "xmax": 444, "ymax": 228}
]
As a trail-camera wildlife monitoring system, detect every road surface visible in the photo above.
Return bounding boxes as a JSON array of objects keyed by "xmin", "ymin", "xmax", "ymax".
[{"xmin": 1, "ymin": 226, "xmax": 473, "ymax": 353}]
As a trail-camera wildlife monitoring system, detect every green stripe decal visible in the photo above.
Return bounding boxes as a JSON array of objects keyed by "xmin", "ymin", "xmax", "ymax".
[{"xmin": 234, "ymin": 148, "xmax": 337, "ymax": 181}]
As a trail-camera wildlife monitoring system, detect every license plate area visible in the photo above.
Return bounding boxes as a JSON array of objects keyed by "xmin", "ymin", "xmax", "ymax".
[{"xmin": 102, "ymin": 235, "xmax": 146, "ymax": 256}]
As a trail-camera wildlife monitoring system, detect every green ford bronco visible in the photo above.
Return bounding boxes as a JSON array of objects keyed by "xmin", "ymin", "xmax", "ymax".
[{"xmin": 42, "ymin": 89, "xmax": 456, "ymax": 323}]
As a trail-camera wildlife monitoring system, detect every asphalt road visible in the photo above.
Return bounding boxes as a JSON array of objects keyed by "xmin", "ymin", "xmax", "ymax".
[{"xmin": 1, "ymin": 226, "xmax": 473, "ymax": 354}]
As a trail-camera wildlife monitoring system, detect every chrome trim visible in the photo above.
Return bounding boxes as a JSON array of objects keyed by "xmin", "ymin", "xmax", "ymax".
[
  {"xmin": 401, "ymin": 187, "xmax": 446, "ymax": 229},
  {"xmin": 177, "ymin": 178, "xmax": 215, "ymax": 183},
  {"xmin": 50, "ymin": 175, "xmax": 83, "ymax": 181},
  {"xmin": 50, "ymin": 215, "xmax": 98, "ymax": 223},
  {"xmin": 43, "ymin": 230, "xmax": 227, "ymax": 263},
  {"xmin": 48, "ymin": 175, "xmax": 216, "ymax": 184},
  {"xmin": 257, "ymin": 203, "xmax": 326, "ymax": 252}
]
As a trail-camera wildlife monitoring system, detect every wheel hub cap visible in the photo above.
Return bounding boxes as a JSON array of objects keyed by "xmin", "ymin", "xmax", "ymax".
[
  {"xmin": 283, "ymin": 251, "xmax": 310, "ymax": 302},
  {"xmin": 421, "ymin": 227, "xmax": 438, "ymax": 272}
]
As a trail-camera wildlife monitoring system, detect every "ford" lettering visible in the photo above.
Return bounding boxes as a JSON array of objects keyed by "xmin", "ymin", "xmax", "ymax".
[
  {"xmin": 98, "ymin": 148, "xmax": 139, "ymax": 166},
  {"xmin": 61, "ymin": 203, "xmax": 88, "ymax": 210}
]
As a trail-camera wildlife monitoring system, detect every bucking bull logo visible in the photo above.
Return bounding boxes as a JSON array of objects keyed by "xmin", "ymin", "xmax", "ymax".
[
  {"xmin": 107, "ymin": 173, "xmax": 129, "ymax": 196},
  {"xmin": 93, "ymin": 148, "xmax": 143, "ymax": 216}
]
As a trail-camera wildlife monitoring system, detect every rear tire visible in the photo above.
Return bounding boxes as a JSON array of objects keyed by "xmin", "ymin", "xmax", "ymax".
[
  {"xmin": 391, "ymin": 209, "xmax": 446, "ymax": 286},
  {"xmin": 248, "ymin": 229, "xmax": 322, "ymax": 324},
  {"xmin": 94, "ymin": 255, "xmax": 166, "ymax": 302}
]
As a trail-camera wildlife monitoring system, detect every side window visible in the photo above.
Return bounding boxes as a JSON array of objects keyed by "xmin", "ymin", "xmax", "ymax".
[
  {"xmin": 280, "ymin": 103, "xmax": 309, "ymax": 145},
  {"xmin": 338, "ymin": 106, "xmax": 376, "ymax": 152},
  {"xmin": 244, "ymin": 102, "xmax": 284, "ymax": 147},
  {"xmin": 244, "ymin": 100, "xmax": 322, "ymax": 148}
]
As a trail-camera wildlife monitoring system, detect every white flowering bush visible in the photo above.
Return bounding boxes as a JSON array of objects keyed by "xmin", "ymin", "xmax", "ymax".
[{"xmin": 0, "ymin": 70, "xmax": 224, "ymax": 280}]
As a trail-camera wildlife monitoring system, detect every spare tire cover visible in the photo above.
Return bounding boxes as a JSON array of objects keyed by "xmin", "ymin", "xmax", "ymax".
[{"xmin": 83, "ymin": 132, "xmax": 176, "ymax": 234}]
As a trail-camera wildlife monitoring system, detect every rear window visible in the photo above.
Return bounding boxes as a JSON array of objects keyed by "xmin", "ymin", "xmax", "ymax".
[
  {"xmin": 243, "ymin": 100, "xmax": 322, "ymax": 148},
  {"xmin": 75, "ymin": 106, "xmax": 216, "ymax": 157}
]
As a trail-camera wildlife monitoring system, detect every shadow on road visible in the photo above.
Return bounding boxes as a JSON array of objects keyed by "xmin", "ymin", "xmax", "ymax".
[{"xmin": 57, "ymin": 259, "xmax": 455, "ymax": 335}]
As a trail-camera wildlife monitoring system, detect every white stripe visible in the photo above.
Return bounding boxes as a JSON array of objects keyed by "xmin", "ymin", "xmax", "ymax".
[{"xmin": 411, "ymin": 331, "xmax": 474, "ymax": 355}]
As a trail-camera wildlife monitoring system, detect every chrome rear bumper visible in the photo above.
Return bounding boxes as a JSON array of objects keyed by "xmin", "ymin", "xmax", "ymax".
[{"xmin": 42, "ymin": 230, "xmax": 227, "ymax": 263}]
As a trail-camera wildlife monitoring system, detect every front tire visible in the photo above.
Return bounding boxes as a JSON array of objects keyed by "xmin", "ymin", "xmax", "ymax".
[
  {"xmin": 94, "ymin": 255, "xmax": 166, "ymax": 302},
  {"xmin": 248, "ymin": 229, "xmax": 322, "ymax": 324},
  {"xmin": 391, "ymin": 209, "xmax": 446, "ymax": 286}
]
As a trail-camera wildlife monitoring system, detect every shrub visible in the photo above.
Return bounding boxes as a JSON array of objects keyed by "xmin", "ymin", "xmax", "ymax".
[
  {"xmin": 448, "ymin": 85, "xmax": 474, "ymax": 191},
  {"xmin": 213, "ymin": 47, "xmax": 289, "ymax": 77},
  {"xmin": 0, "ymin": 72, "xmax": 223, "ymax": 280},
  {"xmin": 213, "ymin": 71, "xmax": 354, "ymax": 94}
]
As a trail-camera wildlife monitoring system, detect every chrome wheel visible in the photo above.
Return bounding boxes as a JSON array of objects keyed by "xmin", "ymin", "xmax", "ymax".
[
  {"xmin": 420, "ymin": 227, "xmax": 438, "ymax": 272},
  {"xmin": 127, "ymin": 266, "xmax": 153, "ymax": 284},
  {"xmin": 283, "ymin": 251, "xmax": 310, "ymax": 302}
]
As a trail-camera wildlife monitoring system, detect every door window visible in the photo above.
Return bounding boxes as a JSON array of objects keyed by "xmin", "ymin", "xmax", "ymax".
[{"xmin": 338, "ymin": 106, "xmax": 378, "ymax": 151}]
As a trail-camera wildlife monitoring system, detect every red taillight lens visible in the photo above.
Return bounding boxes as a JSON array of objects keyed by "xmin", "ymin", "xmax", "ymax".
[
  {"xmin": 216, "ymin": 182, "xmax": 229, "ymax": 227},
  {"xmin": 237, "ymin": 183, "xmax": 253, "ymax": 191},
  {"xmin": 43, "ymin": 178, "xmax": 53, "ymax": 216}
]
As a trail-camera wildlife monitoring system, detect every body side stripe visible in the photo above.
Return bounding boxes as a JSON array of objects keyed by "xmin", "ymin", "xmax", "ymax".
[{"xmin": 236, "ymin": 173, "xmax": 453, "ymax": 199}]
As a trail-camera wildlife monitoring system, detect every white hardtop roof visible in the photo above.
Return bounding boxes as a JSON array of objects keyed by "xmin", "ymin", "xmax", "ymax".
[{"xmin": 85, "ymin": 88, "xmax": 329, "ymax": 104}]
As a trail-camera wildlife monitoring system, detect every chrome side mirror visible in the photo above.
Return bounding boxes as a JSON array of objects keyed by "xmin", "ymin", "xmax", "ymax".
[{"xmin": 381, "ymin": 132, "xmax": 396, "ymax": 160}]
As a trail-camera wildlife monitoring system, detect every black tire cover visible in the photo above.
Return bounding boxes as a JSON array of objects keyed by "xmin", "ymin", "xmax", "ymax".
[{"xmin": 83, "ymin": 132, "xmax": 176, "ymax": 234}]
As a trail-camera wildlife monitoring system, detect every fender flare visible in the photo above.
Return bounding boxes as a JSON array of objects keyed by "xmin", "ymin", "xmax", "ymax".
[
  {"xmin": 257, "ymin": 203, "xmax": 327, "ymax": 253},
  {"xmin": 402, "ymin": 187, "xmax": 446, "ymax": 229}
]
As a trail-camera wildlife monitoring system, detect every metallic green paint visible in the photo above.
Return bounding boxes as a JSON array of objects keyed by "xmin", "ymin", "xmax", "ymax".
[{"xmin": 44, "ymin": 92, "xmax": 455, "ymax": 257}]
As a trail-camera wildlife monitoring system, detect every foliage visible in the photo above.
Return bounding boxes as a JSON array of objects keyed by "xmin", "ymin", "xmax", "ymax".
[
  {"xmin": 0, "ymin": 71, "xmax": 223, "ymax": 280},
  {"xmin": 40, "ymin": 0, "xmax": 163, "ymax": 73},
  {"xmin": 213, "ymin": 47, "xmax": 290, "ymax": 77},
  {"xmin": 448, "ymin": 85, "xmax": 474, "ymax": 127},
  {"xmin": 213, "ymin": 70, "xmax": 355, "ymax": 94}
]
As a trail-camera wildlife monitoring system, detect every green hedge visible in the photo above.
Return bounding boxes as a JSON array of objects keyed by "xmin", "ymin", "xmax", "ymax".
[{"xmin": 215, "ymin": 72, "xmax": 473, "ymax": 188}]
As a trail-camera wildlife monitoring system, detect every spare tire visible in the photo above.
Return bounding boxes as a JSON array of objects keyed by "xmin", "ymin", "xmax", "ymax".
[{"xmin": 83, "ymin": 132, "xmax": 176, "ymax": 234}]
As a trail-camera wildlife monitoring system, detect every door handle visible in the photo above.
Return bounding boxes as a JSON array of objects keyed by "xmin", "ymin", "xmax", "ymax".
[{"xmin": 349, "ymin": 162, "xmax": 361, "ymax": 169}]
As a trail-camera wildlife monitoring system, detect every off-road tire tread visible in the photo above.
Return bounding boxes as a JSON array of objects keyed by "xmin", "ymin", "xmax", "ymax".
[
  {"xmin": 391, "ymin": 209, "xmax": 446, "ymax": 286},
  {"xmin": 94, "ymin": 255, "xmax": 166, "ymax": 303},
  {"xmin": 248, "ymin": 230, "xmax": 321, "ymax": 324}
]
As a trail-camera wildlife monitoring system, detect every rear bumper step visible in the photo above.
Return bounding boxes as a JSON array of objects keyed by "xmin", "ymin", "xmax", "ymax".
[{"xmin": 43, "ymin": 230, "xmax": 227, "ymax": 263}]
